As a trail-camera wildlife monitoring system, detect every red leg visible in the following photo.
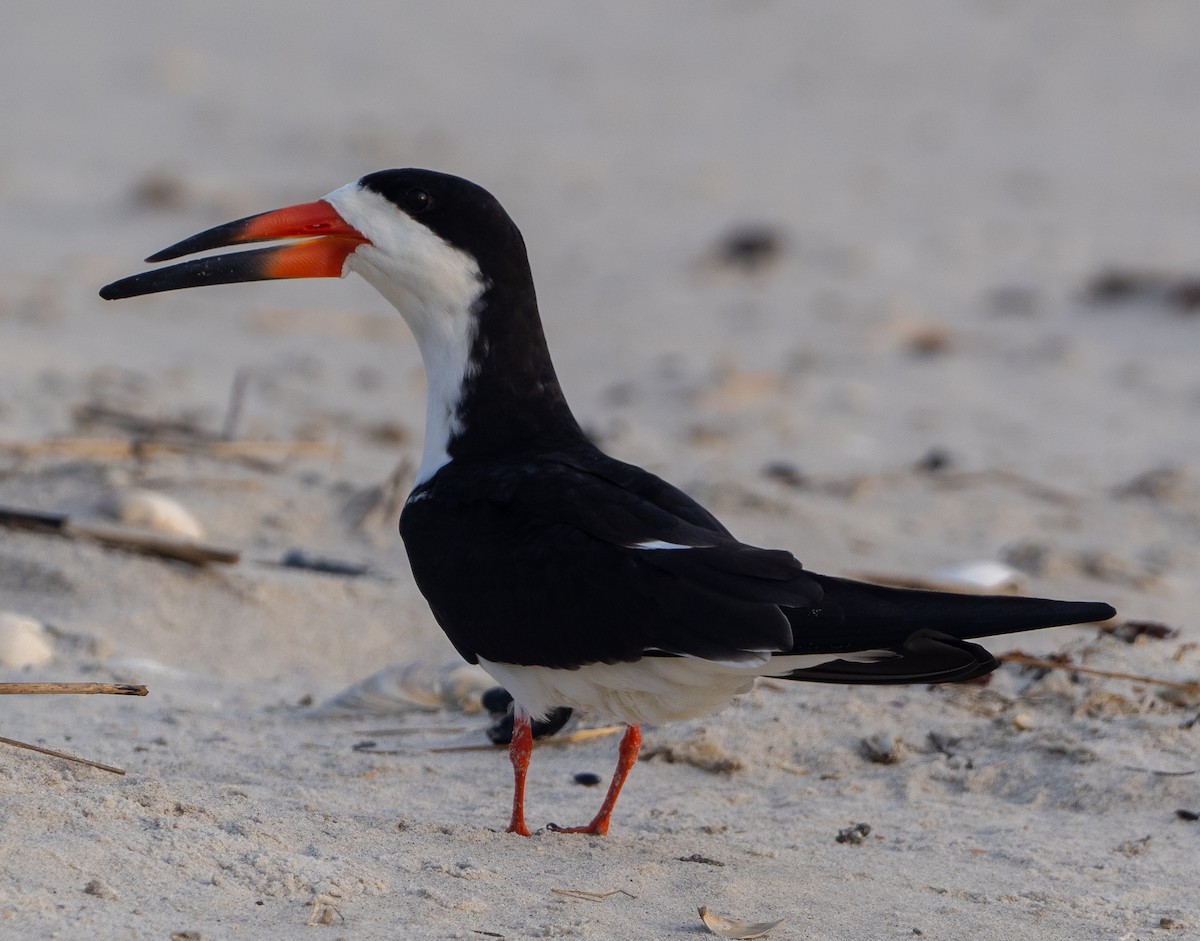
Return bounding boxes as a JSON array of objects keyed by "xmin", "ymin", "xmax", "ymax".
[
  {"xmin": 506, "ymin": 706, "xmax": 533, "ymax": 836},
  {"xmin": 548, "ymin": 723, "xmax": 641, "ymax": 836}
]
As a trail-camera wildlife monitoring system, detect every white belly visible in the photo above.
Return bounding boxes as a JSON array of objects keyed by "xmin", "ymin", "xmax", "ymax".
[{"xmin": 476, "ymin": 651, "xmax": 888, "ymax": 726}]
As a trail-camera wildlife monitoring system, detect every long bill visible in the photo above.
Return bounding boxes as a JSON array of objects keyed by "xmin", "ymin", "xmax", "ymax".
[{"xmin": 99, "ymin": 200, "xmax": 370, "ymax": 300}]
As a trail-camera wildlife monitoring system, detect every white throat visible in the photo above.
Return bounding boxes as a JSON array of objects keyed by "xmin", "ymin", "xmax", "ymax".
[{"xmin": 326, "ymin": 183, "xmax": 489, "ymax": 486}]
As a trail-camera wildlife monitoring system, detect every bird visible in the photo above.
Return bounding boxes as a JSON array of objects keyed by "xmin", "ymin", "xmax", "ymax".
[{"xmin": 100, "ymin": 168, "xmax": 1116, "ymax": 836}]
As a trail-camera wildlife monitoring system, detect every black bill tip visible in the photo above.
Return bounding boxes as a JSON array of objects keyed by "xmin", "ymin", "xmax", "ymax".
[
  {"xmin": 143, "ymin": 217, "xmax": 256, "ymax": 264},
  {"xmin": 99, "ymin": 247, "xmax": 278, "ymax": 300},
  {"xmin": 99, "ymin": 278, "xmax": 140, "ymax": 300}
]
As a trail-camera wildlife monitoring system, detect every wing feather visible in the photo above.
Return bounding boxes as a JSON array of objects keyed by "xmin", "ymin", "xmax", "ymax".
[{"xmin": 401, "ymin": 452, "xmax": 818, "ymax": 667}]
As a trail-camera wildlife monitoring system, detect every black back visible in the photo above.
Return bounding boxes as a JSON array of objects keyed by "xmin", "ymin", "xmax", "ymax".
[{"xmin": 385, "ymin": 170, "xmax": 1115, "ymax": 679}]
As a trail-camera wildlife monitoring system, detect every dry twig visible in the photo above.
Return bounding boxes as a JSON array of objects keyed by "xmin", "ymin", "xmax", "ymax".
[
  {"xmin": 0, "ymin": 682, "xmax": 147, "ymax": 696},
  {"xmin": 1001, "ymin": 650, "xmax": 1200, "ymax": 695},
  {"xmin": 550, "ymin": 888, "xmax": 637, "ymax": 902},
  {"xmin": 0, "ymin": 735, "xmax": 126, "ymax": 775},
  {"xmin": 0, "ymin": 438, "xmax": 335, "ymax": 461},
  {"xmin": 0, "ymin": 505, "xmax": 239, "ymax": 565},
  {"xmin": 429, "ymin": 726, "xmax": 623, "ymax": 754}
]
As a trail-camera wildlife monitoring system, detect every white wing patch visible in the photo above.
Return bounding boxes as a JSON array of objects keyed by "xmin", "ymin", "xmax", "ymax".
[{"xmin": 630, "ymin": 539, "xmax": 709, "ymax": 550}]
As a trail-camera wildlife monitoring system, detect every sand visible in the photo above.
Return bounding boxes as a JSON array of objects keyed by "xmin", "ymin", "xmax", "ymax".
[{"xmin": 1, "ymin": 3, "xmax": 1197, "ymax": 938}]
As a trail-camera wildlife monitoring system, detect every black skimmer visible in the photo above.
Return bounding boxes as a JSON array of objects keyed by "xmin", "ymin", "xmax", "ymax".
[{"xmin": 100, "ymin": 169, "xmax": 1116, "ymax": 836}]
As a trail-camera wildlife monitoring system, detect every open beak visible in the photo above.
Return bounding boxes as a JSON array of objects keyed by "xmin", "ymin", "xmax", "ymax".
[{"xmin": 99, "ymin": 200, "xmax": 370, "ymax": 300}]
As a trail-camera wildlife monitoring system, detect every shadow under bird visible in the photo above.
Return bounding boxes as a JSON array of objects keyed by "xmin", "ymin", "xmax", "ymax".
[{"xmin": 101, "ymin": 169, "xmax": 1115, "ymax": 836}]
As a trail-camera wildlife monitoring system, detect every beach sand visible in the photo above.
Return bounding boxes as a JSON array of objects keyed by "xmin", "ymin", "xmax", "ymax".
[{"xmin": 1, "ymin": 4, "xmax": 1196, "ymax": 938}]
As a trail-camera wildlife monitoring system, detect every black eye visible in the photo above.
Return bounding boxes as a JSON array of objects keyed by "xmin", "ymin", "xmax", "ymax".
[{"xmin": 405, "ymin": 188, "xmax": 432, "ymax": 213}]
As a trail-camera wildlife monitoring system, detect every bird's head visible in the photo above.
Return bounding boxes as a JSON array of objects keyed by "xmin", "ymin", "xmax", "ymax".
[
  {"xmin": 100, "ymin": 169, "xmax": 531, "ymax": 342},
  {"xmin": 101, "ymin": 169, "xmax": 573, "ymax": 477}
]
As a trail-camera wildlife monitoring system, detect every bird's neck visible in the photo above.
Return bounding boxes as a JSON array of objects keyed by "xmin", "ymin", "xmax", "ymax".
[
  {"xmin": 372, "ymin": 268, "xmax": 584, "ymax": 485},
  {"xmin": 451, "ymin": 279, "xmax": 584, "ymax": 466},
  {"xmin": 351, "ymin": 210, "xmax": 588, "ymax": 485}
]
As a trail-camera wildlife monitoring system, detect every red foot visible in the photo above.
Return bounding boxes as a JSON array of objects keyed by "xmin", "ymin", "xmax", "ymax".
[
  {"xmin": 546, "ymin": 724, "xmax": 641, "ymax": 837},
  {"xmin": 545, "ymin": 819, "xmax": 611, "ymax": 836}
]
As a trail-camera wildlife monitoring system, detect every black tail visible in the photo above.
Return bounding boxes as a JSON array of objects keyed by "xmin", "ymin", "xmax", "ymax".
[{"xmin": 775, "ymin": 572, "xmax": 1115, "ymax": 686}]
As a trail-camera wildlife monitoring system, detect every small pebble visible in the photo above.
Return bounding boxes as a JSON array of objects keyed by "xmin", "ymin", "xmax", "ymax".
[
  {"xmin": 1175, "ymin": 809, "xmax": 1199, "ymax": 822},
  {"xmin": 761, "ymin": 460, "xmax": 807, "ymax": 489},
  {"xmin": 1115, "ymin": 835, "xmax": 1152, "ymax": 857},
  {"xmin": 130, "ymin": 171, "xmax": 189, "ymax": 209},
  {"xmin": 83, "ymin": 878, "xmax": 119, "ymax": 901},
  {"xmin": 1103, "ymin": 619, "xmax": 1176, "ymax": 643},
  {"xmin": 860, "ymin": 733, "xmax": 905, "ymax": 765},
  {"xmin": 1114, "ymin": 466, "xmax": 1188, "ymax": 501},
  {"xmin": 678, "ymin": 853, "xmax": 725, "ymax": 867},
  {"xmin": 573, "ymin": 772, "xmax": 602, "ymax": 787},
  {"xmin": 914, "ymin": 447, "xmax": 953, "ymax": 473},
  {"xmin": 1083, "ymin": 268, "xmax": 1200, "ymax": 314},
  {"xmin": 361, "ymin": 421, "xmax": 409, "ymax": 446},
  {"xmin": 902, "ymin": 322, "xmax": 954, "ymax": 356},
  {"xmin": 1002, "ymin": 541, "xmax": 1059, "ymax": 578},
  {"xmin": 836, "ymin": 822, "xmax": 871, "ymax": 845},
  {"xmin": 714, "ymin": 224, "xmax": 785, "ymax": 273},
  {"xmin": 280, "ymin": 549, "xmax": 371, "ymax": 577}
]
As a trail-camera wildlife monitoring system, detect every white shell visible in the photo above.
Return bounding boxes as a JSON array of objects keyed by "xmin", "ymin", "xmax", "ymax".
[
  {"xmin": 0, "ymin": 612, "xmax": 53, "ymax": 669},
  {"xmin": 101, "ymin": 489, "xmax": 205, "ymax": 540},
  {"xmin": 933, "ymin": 560, "xmax": 1021, "ymax": 591},
  {"xmin": 315, "ymin": 659, "xmax": 495, "ymax": 717},
  {"xmin": 698, "ymin": 906, "xmax": 784, "ymax": 940}
]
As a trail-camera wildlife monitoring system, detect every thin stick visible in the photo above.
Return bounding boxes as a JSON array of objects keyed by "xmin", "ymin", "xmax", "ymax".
[
  {"xmin": 67, "ymin": 523, "xmax": 241, "ymax": 565},
  {"xmin": 0, "ymin": 506, "xmax": 240, "ymax": 566},
  {"xmin": 0, "ymin": 682, "xmax": 147, "ymax": 696},
  {"xmin": 428, "ymin": 743, "xmax": 506, "ymax": 754},
  {"xmin": 428, "ymin": 726, "xmax": 624, "ymax": 754},
  {"xmin": 1000, "ymin": 651, "xmax": 1200, "ymax": 694},
  {"xmin": 546, "ymin": 726, "xmax": 625, "ymax": 745},
  {"xmin": 0, "ymin": 735, "xmax": 126, "ymax": 775},
  {"xmin": 0, "ymin": 438, "xmax": 335, "ymax": 460},
  {"xmin": 222, "ymin": 368, "xmax": 251, "ymax": 441},
  {"xmin": 550, "ymin": 888, "xmax": 638, "ymax": 902},
  {"xmin": 354, "ymin": 726, "xmax": 469, "ymax": 737}
]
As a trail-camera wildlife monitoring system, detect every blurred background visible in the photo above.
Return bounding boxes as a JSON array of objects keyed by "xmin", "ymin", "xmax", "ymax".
[
  {"xmin": 1, "ymin": 2, "xmax": 1198, "ymax": 672},
  {"xmin": 3, "ymin": 2, "xmax": 1199, "ymax": 473}
]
